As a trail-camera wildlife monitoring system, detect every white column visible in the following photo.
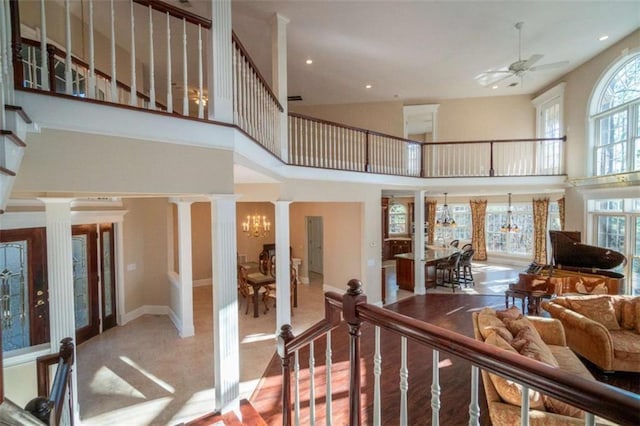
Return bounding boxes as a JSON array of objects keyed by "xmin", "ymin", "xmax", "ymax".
[
  {"xmin": 272, "ymin": 200, "xmax": 292, "ymax": 331},
  {"xmin": 40, "ymin": 198, "xmax": 79, "ymax": 425},
  {"xmin": 209, "ymin": 195, "xmax": 240, "ymax": 412},
  {"xmin": 414, "ymin": 190, "xmax": 426, "ymax": 294},
  {"xmin": 271, "ymin": 13, "xmax": 289, "ymax": 161},
  {"xmin": 174, "ymin": 199, "xmax": 194, "ymax": 337},
  {"xmin": 208, "ymin": 0, "xmax": 233, "ymax": 123},
  {"xmin": 115, "ymin": 222, "xmax": 126, "ymax": 326}
]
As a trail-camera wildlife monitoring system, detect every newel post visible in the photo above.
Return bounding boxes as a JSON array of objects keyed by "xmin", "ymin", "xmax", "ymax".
[
  {"xmin": 277, "ymin": 324, "xmax": 295, "ymax": 426},
  {"xmin": 343, "ymin": 279, "xmax": 367, "ymax": 425}
]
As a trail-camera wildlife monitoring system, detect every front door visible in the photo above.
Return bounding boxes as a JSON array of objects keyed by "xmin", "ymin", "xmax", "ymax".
[
  {"xmin": 100, "ymin": 224, "xmax": 117, "ymax": 331},
  {"xmin": 72, "ymin": 225, "xmax": 99, "ymax": 344},
  {"xmin": 0, "ymin": 228, "xmax": 49, "ymax": 352}
]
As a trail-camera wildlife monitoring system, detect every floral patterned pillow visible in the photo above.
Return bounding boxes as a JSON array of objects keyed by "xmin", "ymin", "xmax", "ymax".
[{"xmin": 568, "ymin": 297, "xmax": 620, "ymax": 330}]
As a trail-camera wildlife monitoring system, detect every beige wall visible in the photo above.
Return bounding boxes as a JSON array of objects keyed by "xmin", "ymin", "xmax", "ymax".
[
  {"xmin": 4, "ymin": 361, "xmax": 37, "ymax": 408},
  {"xmin": 290, "ymin": 101, "xmax": 405, "ymax": 138},
  {"xmin": 236, "ymin": 202, "xmax": 276, "ymax": 263},
  {"xmin": 436, "ymin": 95, "xmax": 535, "ymax": 141},
  {"xmin": 191, "ymin": 202, "xmax": 212, "ymax": 281},
  {"xmin": 15, "ymin": 129, "xmax": 234, "ymax": 196},
  {"xmin": 122, "ymin": 198, "xmax": 171, "ymax": 312},
  {"xmin": 290, "ymin": 202, "xmax": 362, "ymax": 289}
]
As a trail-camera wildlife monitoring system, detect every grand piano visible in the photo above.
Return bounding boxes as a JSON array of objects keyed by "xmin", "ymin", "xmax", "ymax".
[{"xmin": 507, "ymin": 231, "xmax": 626, "ymax": 314}]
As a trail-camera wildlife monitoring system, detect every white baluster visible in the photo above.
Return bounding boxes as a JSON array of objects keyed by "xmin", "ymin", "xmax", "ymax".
[
  {"xmin": 87, "ymin": 0, "xmax": 96, "ymax": 98},
  {"xmin": 39, "ymin": 0, "xmax": 49, "ymax": 91},
  {"xmin": 400, "ymin": 336, "xmax": 408, "ymax": 425},
  {"xmin": 373, "ymin": 326, "xmax": 382, "ymax": 426},
  {"xmin": 325, "ymin": 330, "xmax": 333, "ymax": 425},
  {"xmin": 584, "ymin": 412, "xmax": 595, "ymax": 426},
  {"xmin": 148, "ymin": 5, "xmax": 155, "ymax": 109},
  {"xmin": 520, "ymin": 385, "xmax": 530, "ymax": 426},
  {"xmin": 431, "ymin": 349, "xmax": 441, "ymax": 425},
  {"xmin": 129, "ymin": 0, "xmax": 136, "ymax": 106},
  {"xmin": 468, "ymin": 366, "xmax": 480, "ymax": 425},
  {"xmin": 109, "ymin": 0, "xmax": 117, "ymax": 102},
  {"xmin": 197, "ymin": 24, "xmax": 203, "ymax": 119},
  {"xmin": 182, "ymin": 18, "xmax": 188, "ymax": 115},
  {"xmin": 309, "ymin": 340, "xmax": 316, "ymax": 425},
  {"xmin": 232, "ymin": 44, "xmax": 238, "ymax": 123},
  {"xmin": 294, "ymin": 350, "xmax": 300, "ymax": 426},
  {"xmin": 64, "ymin": 0, "xmax": 72, "ymax": 94},
  {"xmin": 166, "ymin": 12, "xmax": 173, "ymax": 113}
]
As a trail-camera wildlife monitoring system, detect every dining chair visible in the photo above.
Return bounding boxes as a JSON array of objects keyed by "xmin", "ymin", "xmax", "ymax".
[
  {"xmin": 435, "ymin": 251, "xmax": 462, "ymax": 292},
  {"xmin": 263, "ymin": 260, "xmax": 296, "ymax": 316},
  {"xmin": 461, "ymin": 243, "xmax": 472, "ymax": 252},
  {"xmin": 237, "ymin": 265, "xmax": 269, "ymax": 315},
  {"xmin": 449, "ymin": 239, "xmax": 460, "ymax": 248}
]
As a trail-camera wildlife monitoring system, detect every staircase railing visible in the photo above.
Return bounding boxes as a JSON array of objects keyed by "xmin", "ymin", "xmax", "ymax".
[
  {"xmin": 278, "ymin": 280, "xmax": 639, "ymax": 425},
  {"xmin": 288, "ymin": 112, "xmax": 567, "ymax": 178}
]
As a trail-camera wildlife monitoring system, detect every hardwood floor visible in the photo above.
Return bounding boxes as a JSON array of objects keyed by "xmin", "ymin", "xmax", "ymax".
[{"xmin": 250, "ymin": 294, "xmax": 639, "ymax": 425}]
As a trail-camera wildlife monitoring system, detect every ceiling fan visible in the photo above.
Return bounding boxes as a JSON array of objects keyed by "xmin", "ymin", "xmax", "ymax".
[{"xmin": 476, "ymin": 22, "xmax": 569, "ymax": 87}]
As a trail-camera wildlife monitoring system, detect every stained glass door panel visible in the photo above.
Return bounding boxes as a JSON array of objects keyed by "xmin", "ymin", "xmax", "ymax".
[
  {"xmin": 72, "ymin": 225, "xmax": 98, "ymax": 344},
  {"xmin": 100, "ymin": 224, "xmax": 117, "ymax": 330}
]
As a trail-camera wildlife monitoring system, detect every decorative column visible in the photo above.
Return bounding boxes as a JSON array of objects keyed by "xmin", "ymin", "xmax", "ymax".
[
  {"xmin": 413, "ymin": 190, "xmax": 426, "ymax": 294},
  {"xmin": 272, "ymin": 200, "xmax": 292, "ymax": 331},
  {"xmin": 209, "ymin": 195, "xmax": 239, "ymax": 412},
  {"xmin": 271, "ymin": 13, "xmax": 289, "ymax": 161},
  {"xmin": 208, "ymin": 0, "xmax": 233, "ymax": 123},
  {"xmin": 172, "ymin": 198, "xmax": 194, "ymax": 337},
  {"xmin": 39, "ymin": 198, "xmax": 78, "ymax": 424}
]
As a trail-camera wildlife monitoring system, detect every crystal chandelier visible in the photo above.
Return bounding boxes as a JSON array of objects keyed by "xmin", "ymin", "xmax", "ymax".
[
  {"xmin": 242, "ymin": 214, "xmax": 271, "ymax": 238},
  {"xmin": 501, "ymin": 193, "xmax": 519, "ymax": 233},
  {"xmin": 436, "ymin": 193, "xmax": 456, "ymax": 228}
]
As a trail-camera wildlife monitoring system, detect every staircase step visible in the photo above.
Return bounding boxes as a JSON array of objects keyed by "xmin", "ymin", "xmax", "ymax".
[
  {"xmin": 1, "ymin": 130, "xmax": 27, "ymax": 147},
  {"xmin": 4, "ymin": 104, "xmax": 33, "ymax": 124},
  {"xmin": 185, "ymin": 399, "xmax": 267, "ymax": 426}
]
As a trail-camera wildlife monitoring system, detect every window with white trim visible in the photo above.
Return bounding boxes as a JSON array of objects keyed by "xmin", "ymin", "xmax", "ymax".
[
  {"xmin": 590, "ymin": 53, "xmax": 640, "ymax": 176},
  {"xmin": 533, "ymin": 83, "xmax": 565, "ymax": 175}
]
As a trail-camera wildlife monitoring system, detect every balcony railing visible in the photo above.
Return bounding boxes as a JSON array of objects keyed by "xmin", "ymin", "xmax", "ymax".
[
  {"xmin": 278, "ymin": 280, "xmax": 639, "ymax": 425},
  {"xmin": 7, "ymin": 0, "xmax": 565, "ymax": 179}
]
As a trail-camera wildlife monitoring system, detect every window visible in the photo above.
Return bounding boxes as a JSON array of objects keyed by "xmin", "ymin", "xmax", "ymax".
[
  {"xmin": 533, "ymin": 83, "xmax": 565, "ymax": 174},
  {"xmin": 434, "ymin": 204, "xmax": 471, "ymax": 243},
  {"xmin": 548, "ymin": 201, "xmax": 561, "ymax": 231},
  {"xmin": 590, "ymin": 53, "xmax": 640, "ymax": 176},
  {"xmin": 486, "ymin": 204, "xmax": 534, "ymax": 256},
  {"xmin": 389, "ymin": 203, "xmax": 407, "ymax": 234}
]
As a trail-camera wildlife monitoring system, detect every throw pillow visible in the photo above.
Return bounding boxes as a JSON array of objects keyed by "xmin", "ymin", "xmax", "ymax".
[
  {"xmin": 512, "ymin": 328, "xmax": 559, "ymax": 367},
  {"xmin": 496, "ymin": 306, "xmax": 523, "ymax": 321},
  {"xmin": 478, "ymin": 310, "xmax": 514, "ymax": 341},
  {"xmin": 503, "ymin": 316, "xmax": 538, "ymax": 337},
  {"xmin": 484, "ymin": 333, "xmax": 545, "ymax": 410},
  {"xmin": 620, "ymin": 299, "xmax": 637, "ymax": 330},
  {"xmin": 568, "ymin": 297, "xmax": 621, "ymax": 330},
  {"xmin": 543, "ymin": 396, "xmax": 584, "ymax": 419},
  {"xmin": 635, "ymin": 301, "xmax": 640, "ymax": 335}
]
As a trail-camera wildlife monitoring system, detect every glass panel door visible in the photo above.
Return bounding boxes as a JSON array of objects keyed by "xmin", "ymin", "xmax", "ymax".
[
  {"xmin": 72, "ymin": 225, "xmax": 98, "ymax": 344},
  {"xmin": 0, "ymin": 228, "xmax": 49, "ymax": 353},
  {"xmin": 100, "ymin": 224, "xmax": 117, "ymax": 331}
]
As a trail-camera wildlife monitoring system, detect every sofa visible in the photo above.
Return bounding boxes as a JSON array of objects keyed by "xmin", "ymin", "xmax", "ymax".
[
  {"xmin": 472, "ymin": 306, "xmax": 608, "ymax": 425},
  {"xmin": 542, "ymin": 295, "xmax": 640, "ymax": 372}
]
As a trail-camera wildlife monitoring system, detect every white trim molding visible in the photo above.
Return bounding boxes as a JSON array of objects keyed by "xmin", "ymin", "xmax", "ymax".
[{"xmin": 121, "ymin": 305, "xmax": 172, "ymax": 325}]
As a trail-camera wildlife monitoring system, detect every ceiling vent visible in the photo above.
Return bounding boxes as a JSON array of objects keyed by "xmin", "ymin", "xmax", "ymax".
[{"xmin": 287, "ymin": 95, "xmax": 303, "ymax": 102}]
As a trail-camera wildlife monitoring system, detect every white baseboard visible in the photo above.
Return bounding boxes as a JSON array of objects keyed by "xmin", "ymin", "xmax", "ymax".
[
  {"xmin": 121, "ymin": 305, "xmax": 170, "ymax": 325},
  {"xmin": 300, "ymin": 275, "xmax": 310, "ymax": 284},
  {"xmin": 167, "ymin": 308, "xmax": 181, "ymax": 332},
  {"xmin": 193, "ymin": 278, "xmax": 212, "ymax": 287}
]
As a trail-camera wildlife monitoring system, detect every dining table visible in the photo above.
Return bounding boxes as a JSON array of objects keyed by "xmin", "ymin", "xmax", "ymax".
[{"xmin": 245, "ymin": 271, "xmax": 276, "ymax": 318}]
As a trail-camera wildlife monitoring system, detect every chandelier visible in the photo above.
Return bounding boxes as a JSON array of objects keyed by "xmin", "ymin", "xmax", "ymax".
[
  {"xmin": 242, "ymin": 214, "xmax": 271, "ymax": 238},
  {"xmin": 501, "ymin": 193, "xmax": 519, "ymax": 233},
  {"xmin": 436, "ymin": 193, "xmax": 456, "ymax": 228}
]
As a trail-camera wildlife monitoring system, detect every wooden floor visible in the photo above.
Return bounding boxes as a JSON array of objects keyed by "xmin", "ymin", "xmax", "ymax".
[{"xmin": 250, "ymin": 294, "xmax": 640, "ymax": 425}]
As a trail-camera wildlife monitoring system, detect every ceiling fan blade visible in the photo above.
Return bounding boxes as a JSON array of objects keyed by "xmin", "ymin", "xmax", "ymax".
[
  {"xmin": 475, "ymin": 71, "xmax": 514, "ymax": 87},
  {"xmin": 522, "ymin": 54, "xmax": 544, "ymax": 69},
  {"xmin": 529, "ymin": 60, "xmax": 570, "ymax": 72}
]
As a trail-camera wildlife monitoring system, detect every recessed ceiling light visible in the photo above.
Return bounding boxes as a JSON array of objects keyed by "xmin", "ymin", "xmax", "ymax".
[
  {"xmin": 305, "ymin": 59, "xmax": 313, "ymax": 64},
  {"xmin": 599, "ymin": 35, "xmax": 609, "ymax": 41},
  {"xmin": 492, "ymin": 85, "xmax": 499, "ymax": 89},
  {"xmin": 365, "ymin": 84, "xmax": 372, "ymax": 89}
]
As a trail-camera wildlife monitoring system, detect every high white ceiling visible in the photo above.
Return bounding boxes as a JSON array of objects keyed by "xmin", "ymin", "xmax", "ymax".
[{"xmin": 227, "ymin": 0, "xmax": 639, "ymax": 105}]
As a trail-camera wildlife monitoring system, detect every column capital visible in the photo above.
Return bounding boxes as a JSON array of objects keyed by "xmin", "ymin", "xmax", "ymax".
[
  {"xmin": 208, "ymin": 194, "xmax": 242, "ymax": 202},
  {"xmin": 270, "ymin": 12, "xmax": 290, "ymax": 26},
  {"xmin": 270, "ymin": 199, "xmax": 292, "ymax": 206},
  {"xmin": 37, "ymin": 197, "xmax": 74, "ymax": 205}
]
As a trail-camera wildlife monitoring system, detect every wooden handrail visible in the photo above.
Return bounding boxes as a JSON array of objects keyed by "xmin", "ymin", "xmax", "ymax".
[
  {"xmin": 232, "ymin": 31, "xmax": 284, "ymax": 112},
  {"xmin": 424, "ymin": 135, "xmax": 568, "ymax": 146},
  {"xmin": 133, "ymin": 0, "xmax": 212, "ymax": 28}
]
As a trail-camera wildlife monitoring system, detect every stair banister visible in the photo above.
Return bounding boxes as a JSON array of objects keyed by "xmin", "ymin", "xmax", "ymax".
[{"xmin": 343, "ymin": 279, "xmax": 367, "ymax": 426}]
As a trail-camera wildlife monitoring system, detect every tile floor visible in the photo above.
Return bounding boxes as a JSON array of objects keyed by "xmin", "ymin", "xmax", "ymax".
[{"xmin": 77, "ymin": 264, "xmax": 520, "ymax": 425}]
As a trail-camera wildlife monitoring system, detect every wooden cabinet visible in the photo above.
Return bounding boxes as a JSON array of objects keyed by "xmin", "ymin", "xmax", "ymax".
[{"xmin": 383, "ymin": 239, "xmax": 412, "ymax": 261}]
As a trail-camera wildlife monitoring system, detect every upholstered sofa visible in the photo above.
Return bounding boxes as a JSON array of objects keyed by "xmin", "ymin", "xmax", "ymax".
[
  {"xmin": 542, "ymin": 295, "xmax": 640, "ymax": 372},
  {"xmin": 472, "ymin": 307, "xmax": 608, "ymax": 425}
]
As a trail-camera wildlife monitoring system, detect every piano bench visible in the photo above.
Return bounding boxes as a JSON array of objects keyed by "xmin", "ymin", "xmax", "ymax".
[{"xmin": 504, "ymin": 289, "xmax": 527, "ymax": 313}]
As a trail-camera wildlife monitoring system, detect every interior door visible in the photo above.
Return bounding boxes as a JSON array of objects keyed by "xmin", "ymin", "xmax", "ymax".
[
  {"xmin": 307, "ymin": 217, "xmax": 323, "ymax": 274},
  {"xmin": 72, "ymin": 225, "xmax": 99, "ymax": 344},
  {"xmin": 100, "ymin": 224, "xmax": 117, "ymax": 331},
  {"xmin": 0, "ymin": 228, "xmax": 49, "ymax": 352}
]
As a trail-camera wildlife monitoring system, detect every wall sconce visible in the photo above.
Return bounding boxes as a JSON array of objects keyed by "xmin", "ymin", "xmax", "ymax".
[{"xmin": 242, "ymin": 214, "xmax": 271, "ymax": 238}]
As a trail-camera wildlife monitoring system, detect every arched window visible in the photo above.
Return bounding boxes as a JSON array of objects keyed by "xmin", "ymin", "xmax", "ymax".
[
  {"xmin": 389, "ymin": 203, "xmax": 407, "ymax": 234},
  {"xmin": 590, "ymin": 53, "xmax": 640, "ymax": 176}
]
